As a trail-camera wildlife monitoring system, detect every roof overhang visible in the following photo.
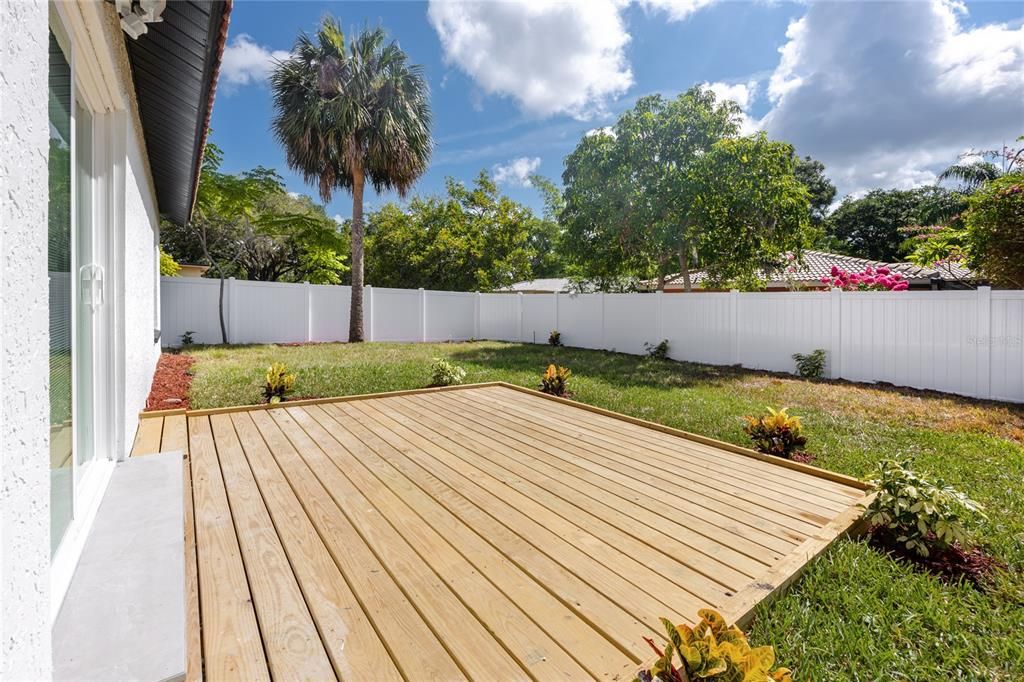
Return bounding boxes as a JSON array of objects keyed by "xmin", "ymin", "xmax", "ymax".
[{"xmin": 123, "ymin": 0, "xmax": 232, "ymax": 226}]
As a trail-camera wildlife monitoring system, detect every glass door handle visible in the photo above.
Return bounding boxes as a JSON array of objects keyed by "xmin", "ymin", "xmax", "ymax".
[{"xmin": 79, "ymin": 264, "xmax": 104, "ymax": 311}]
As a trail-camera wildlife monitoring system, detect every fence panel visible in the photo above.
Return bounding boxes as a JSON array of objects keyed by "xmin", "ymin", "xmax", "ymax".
[
  {"xmin": 521, "ymin": 294, "xmax": 557, "ymax": 344},
  {"xmin": 557, "ymin": 293, "xmax": 603, "ymax": 349},
  {"xmin": 161, "ymin": 277, "xmax": 222, "ymax": 346},
  {"xmin": 662, "ymin": 293, "xmax": 733, "ymax": 366},
  {"xmin": 372, "ymin": 287, "xmax": 421, "ymax": 342},
  {"xmin": 426, "ymin": 291, "xmax": 476, "ymax": 341},
  {"xmin": 310, "ymin": 284, "xmax": 350, "ymax": 342},
  {"xmin": 990, "ymin": 292, "xmax": 1024, "ymax": 402},
  {"xmin": 737, "ymin": 292, "xmax": 834, "ymax": 373},
  {"xmin": 603, "ymin": 293, "xmax": 659, "ymax": 355},
  {"xmin": 231, "ymin": 280, "xmax": 307, "ymax": 344},
  {"xmin": 160, "ymin": 277, "xmax": 1024, "ymax": 403},
  {"xmin": 479, "ymin": 293, "xmax": 519, "ymax": 341}
]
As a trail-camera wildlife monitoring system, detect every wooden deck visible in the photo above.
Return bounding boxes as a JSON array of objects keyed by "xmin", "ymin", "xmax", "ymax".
[{"xmin": 133, "ymin": 383, "xmax": 871, "ymax": 681}]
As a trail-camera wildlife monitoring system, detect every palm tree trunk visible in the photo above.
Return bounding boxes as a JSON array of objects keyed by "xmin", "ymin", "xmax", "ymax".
[{"xmin": 348, "ymin": 168, "xmax": 366, "ymax": 342}]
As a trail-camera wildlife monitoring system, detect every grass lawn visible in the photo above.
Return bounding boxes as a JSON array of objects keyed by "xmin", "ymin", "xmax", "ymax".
[{"xmin": 184, "ymin": 340, "xmax": 1024, "ymax": 680}]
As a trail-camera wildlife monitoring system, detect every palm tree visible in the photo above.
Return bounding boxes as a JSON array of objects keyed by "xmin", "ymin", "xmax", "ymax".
[
  {"xmin": 270, "ymin": 19, "xmax": 432, "ymax": 342},
  {"xmin": 937, "ymin": 160, "xmax": 1002, "ymax": 191}
]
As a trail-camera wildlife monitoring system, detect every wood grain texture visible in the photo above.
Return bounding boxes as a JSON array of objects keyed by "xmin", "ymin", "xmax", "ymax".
[
  {"xmin": 161, "ymin": 414, "xmax": 189, "ymax": 453},
  {"xmin": 188, "ymin": 416, "xmax": 269, "ymax": 681},
  {"xmin": 182, "ymin": 385, "xmax": 868, "ymax": 681},
  {"xmin": 131, "ymin": 416, "xmax": 163, "ymax": 457}
]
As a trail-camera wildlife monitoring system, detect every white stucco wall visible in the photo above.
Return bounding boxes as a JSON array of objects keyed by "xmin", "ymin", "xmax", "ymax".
[
  {"xmin": 0, "ymin": 0, "xmax": 53, "ymax": 677},
  {"xmin": 123, "ymin": 121, "xmax": 160, "ymax": 455}
]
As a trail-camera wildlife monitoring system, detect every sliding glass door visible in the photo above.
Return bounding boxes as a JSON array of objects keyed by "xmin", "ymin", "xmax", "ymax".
[
  {"xmin": 49, "ymin": 27, "xmax": 97, "ymax": 557},
  {"xmin": 49, "ymin": 29, "xmax": 74, "ymax": 555}
]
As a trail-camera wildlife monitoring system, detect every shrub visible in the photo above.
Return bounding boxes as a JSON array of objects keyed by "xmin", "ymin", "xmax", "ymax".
[
  {"xmin": 429, "ymin": 358, "xmax": 466, "ymax": 387},
  {"xmin": 792, "ymin": 348, "xmax": 826, "ymax": 378},
  {"xmin": 819, "ymin": 264, "xmax": 909, "ymax": 291},
  {"xmin": 644, "ymin": 339, "xmax": 669, "ymax": 360},
  {"xmin": 743, "ymin": 407, "xmax": 807, "ymax": 458},
  {"xmin": 180, "ymin": 330, "xmax": 196, "ymax": 347},
  {"xmin": 864, "ymin": 460, "xmax": 985, "ymax": 557},
  {"xmin": 637, "ymin": 610, "xmax": 791, "ymax": 682},
  {"xmin": 263, "ymin": 362, "xmax": 296, "ymax": 404},
  {"xmin": 548, "ymin": 330, "xmax": 562, "ymax": 347},
  {"xmin": 540, "ymin": 364, "xmax": 571, "ymax": 397}
]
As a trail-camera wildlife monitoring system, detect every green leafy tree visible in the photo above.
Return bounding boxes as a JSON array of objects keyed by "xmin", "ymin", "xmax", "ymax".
[
  {"xmin": 159, "ymin": 247, "xmax": 181, "ymax": 276},
  {"xmin": 162, "ymin": 142, "xmax": 349, "ymax": 341},
  {"xmin": 364, "ymin": 172, "xmax": 536, "ymax": 291},
  {"xmin": 825, "ymin": 187, "xmax": 967, "ymax": 261},
  {"xmin": 963, "ymin": 173, "xmax": 1024, "ymax": 288},
  {"xmin": 793, "ymin": 156, "xmax": 836, "ymax": 226},
  {"xmin": 526, "ymin": 174, "xmax": 565, "ymax": 278},
  {"xmin": 561, "ymin": 88, "xmax": 810, "ymax": 291},
  {"xmin": 271, "ymin": 19, "xmax": 432, "ymax": 342},
  {"xmin": 688, "ymin": 134, "xmax": 811, "ymax": 287}
]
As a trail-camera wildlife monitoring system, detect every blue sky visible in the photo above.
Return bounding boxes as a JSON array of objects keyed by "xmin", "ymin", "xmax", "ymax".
[{"xmin": 210, "ymin": 0, "xmax": 1024, "ymax": 222}]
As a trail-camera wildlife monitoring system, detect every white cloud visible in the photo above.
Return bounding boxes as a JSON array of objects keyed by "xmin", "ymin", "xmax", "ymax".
[
  {"xmin": 636, "ymin": 0, "xmax": 718, "ymax": 22},
  {"xmin": 332, "ymin": 214, "xmax": 345, "ymax": 225},
  {"xmin": 585, "ymin": 126, "xmax": 615, "ymax": 138},
  {"xmin": 759, "ymin": 0, "xmax": 1024, "ymax": 196},
  {"xmin": 427, "ymin": 0, "xmax": 721, "ymax": 119},
  {"xmin": 702, "ymin": 80, "xmax": 759, "ymax": 134},
  {"xmin": 220, "ymin": 34, "xmax": 290, "ymax": 88},
  {"xmin": 492, "ymin": 157, "xmax": 542, "ymax": 186},
  {"xmin": 703, "ymin": 80, "xmax": 756, "ymax": 109},
  {"xmin": 427, "ymin": 0, "xmax": 633, "ymax": 119}
]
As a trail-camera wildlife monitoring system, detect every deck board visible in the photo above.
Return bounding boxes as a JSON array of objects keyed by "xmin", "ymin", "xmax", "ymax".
[{"xmin": 145, "ymin": 382, "xmax": 869, "ymax": 680}]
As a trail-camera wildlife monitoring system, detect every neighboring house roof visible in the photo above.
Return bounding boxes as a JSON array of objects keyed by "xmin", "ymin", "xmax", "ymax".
[
  {"xmin": 498, "ymin": 278, "xmax": 574, "ymax": 293},
  {"xmin": 124, "ymin": 0, "xmax": 232, "ymax": 226},
  {"xmin": 657, "ymin": 250, "xmax": 976, "ymax": 288}
]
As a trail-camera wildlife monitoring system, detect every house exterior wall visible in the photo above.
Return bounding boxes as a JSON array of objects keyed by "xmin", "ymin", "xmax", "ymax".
[
  {"xmin": 0, "ymin": 0, "xmax": 53, "ymax": 677},
  {"xmin": 123, "ymin": 121, "xmax": 160, "ymax": 454}
]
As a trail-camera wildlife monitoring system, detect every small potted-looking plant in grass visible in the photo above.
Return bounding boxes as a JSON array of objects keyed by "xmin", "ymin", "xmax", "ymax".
[
  {"xmin": 863, "ymin": 460, "xmax": 1000, "ymax": 587},
  {"xmin": 428, "ymin": 358, "xmax": 466, "ymax": 387},
  {"xmin": 743, "ymin": 407, "xmax": 811, "ymax": 463},
  {"xmin": 264, "ymin": 362, "xmax": 296, "ymax": 404},
  {"xmin": 540, "ymin": 364, "xmax": 572, "ymax": 397},
  {"xmin": 548, "ymin": 330, "xmax": 562, "ymax": 347},
  {"xmin": 636, "ymin": 609, "xmax": 791, "ymax": 682}
]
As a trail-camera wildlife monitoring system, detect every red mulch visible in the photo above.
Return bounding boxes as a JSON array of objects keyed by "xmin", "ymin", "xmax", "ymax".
[
  {"xmin": 790, "ymin": 451, "xmax": 816, "ymax": 464},
  {"xmin": 868, "ymin": 528, "xmax": 1006, "ymax": 589},
  {"xmin": 145, "ymin": 353, "xmax": 195, "ymax": 411}
]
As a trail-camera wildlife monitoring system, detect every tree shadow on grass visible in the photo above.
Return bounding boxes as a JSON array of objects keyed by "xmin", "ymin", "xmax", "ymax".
[{"xmin": 447, "ymin": 342, "xmax": 751, "ymax": 392}]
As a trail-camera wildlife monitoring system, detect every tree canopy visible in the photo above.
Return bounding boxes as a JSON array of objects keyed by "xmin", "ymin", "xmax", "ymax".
[
  {"xmin": 161, "ymin": 142, "xmax": 349, "ymax": 285},
  {"xmin": 560, "ymin": 87, "xmax": 811, "ymax": 290},
  {"xmin": 824, "ymin": 186, "xmax": 967, "ymax": 262},
  {"xmin": 364, "ymin": 172, "xmax": 540, "ymax": 291}
]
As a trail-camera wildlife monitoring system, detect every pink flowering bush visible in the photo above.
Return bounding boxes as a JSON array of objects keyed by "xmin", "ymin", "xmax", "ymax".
[{"xmin": 819, "ymin": 265, "xmax": 909, "ymax": 291}]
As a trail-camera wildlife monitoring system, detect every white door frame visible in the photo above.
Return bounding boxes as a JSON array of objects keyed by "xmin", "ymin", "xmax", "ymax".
[{"xmin": 48, "ymin": 6, "xmax": 123, "ymax": 620}]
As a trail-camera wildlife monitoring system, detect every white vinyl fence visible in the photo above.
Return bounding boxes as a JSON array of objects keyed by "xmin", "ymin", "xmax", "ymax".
[{"xmin": 161, "ymin": 276, "xmax": 1024, "ymax": 403}]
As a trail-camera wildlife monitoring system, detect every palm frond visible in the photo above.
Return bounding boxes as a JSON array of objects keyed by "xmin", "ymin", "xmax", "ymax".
[{"xmin": 937, "ymin": 161, "xmax": 1001, "ymax": 191}]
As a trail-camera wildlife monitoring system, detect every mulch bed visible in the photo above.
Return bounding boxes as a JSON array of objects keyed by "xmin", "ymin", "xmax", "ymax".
[
  {"xmin": 145, "ymin": 353, "xmax": 195, "ymax": 411},
  {"xmin": 868, "ymin": 528, "xmax": 1006, "ymax": 589}
]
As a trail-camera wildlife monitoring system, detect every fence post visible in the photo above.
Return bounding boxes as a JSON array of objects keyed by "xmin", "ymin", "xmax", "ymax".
[
  {"xmin": 729, "ymin": 289, "xmax": 739, "ymax": 365},
  {"xmin": 366, "ymin": 285, "xmax": 374, "ymax": 342},
  {"xmin": 227, "ymin": 276, "xmax": 237, "ymax": 345},
  {"xmin": 829, "ymin": 287, "xmax": 842, "ymax": 379},
  {"xmin": 304, "ymin": 281, "xmax": 312, "ymax": 342},
  {"xmin": 517, "ymin": 291, "xmax": 524, "ymax": 342},
  {"xmin": 553, "ymin": 291, "xmax": 560, "ymax": 336},
  {"xmin": 474, "ymin": 292, "xmax": 481, "ymax": 340},
  {"xmin": 977, "ymin": 286, "xmax": 992, "ymax": 399},
  {"xmin": 656, "ymin": 290, "xmax": 664, "ymax": 342},
  {"xmin": 600, "ymin": 291, "xmax": 607, "ymax": 350},
  {"xmin": 419, "ymin": 288, "xmax": 427, "ymax": 342}
]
